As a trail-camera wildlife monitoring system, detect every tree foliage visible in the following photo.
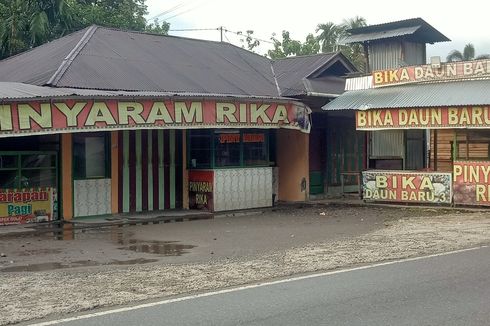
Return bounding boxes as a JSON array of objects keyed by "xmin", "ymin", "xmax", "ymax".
[
  {"xmin": 447, "ymin": 43, "xmax": 490, "ymax": 62},
  {"xmin": 0, "ymin": 0, "xmax": 169, "ymax": 59},
  {"xmin": 267, "ymin": 31, "xmax": 320, "ymax": 59},
  {"xmin": 266, "ymin": 16, "xmax": 367, "ymax": 71}
]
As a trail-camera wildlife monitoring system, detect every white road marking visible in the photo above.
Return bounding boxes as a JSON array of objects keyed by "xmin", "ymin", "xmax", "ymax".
[{"xmin": 28, "ymin": 245, "xmax": 488, "ymax": 325}]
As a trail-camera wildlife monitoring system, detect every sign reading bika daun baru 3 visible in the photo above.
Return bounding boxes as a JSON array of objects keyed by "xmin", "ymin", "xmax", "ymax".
[
  {"xmin": 0, "ymin": 188, "xmax": 55, "ymax": 225},
  {"xmin": 453, "ymin": 161, "xmax": 490, "ymax": 206},
  {"xmin": 362, "ymin": 171, "xmax": 452, "ymax": 204},
  {"xmin": 356, "ymin": 107, "xmax": 490, "ymax": 130},
  {"xmin": 0, "ymin": 99, "xmax": 310, "ymax": 137},
  {"xmin": 372, "ymin": 58, "xmax": 490, "ymax": 87}
]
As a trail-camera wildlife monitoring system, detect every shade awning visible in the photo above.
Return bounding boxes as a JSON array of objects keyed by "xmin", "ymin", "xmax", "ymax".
[{"xmin": 322, "ymin": 79, "xmax": 490, "ymax": 111}]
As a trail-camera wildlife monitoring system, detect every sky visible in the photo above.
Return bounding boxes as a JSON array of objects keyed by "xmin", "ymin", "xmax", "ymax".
[{"xmin": 146, "ymin": 0, "xmax": 490, "ymax": 61}]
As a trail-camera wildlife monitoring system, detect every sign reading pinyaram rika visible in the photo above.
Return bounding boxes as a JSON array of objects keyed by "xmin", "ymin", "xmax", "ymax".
[
  {"xmin": 189, "ymin": 171, "xmax": 214, "ymax": 211},
  {"xmin": 0, "ymin": 188, "xmax": 56, "ymax": 225},
  {"xmin": 356, "ymin": 107, "xmax": 490, "ymax": 130},
  {"xmin": 372, "ymin": 58, "xmax": 490, "ymax": 87},
  {"xmin": 453, "ymin": 161, "xmax": 490, "ymax": 206},
  {"xmin": 0, "ymin": 99, "xmax": 310, "ymax": 137},
  {"xmin": 362, "ymin": 171, "xmax": 452, "ymax": 204}
]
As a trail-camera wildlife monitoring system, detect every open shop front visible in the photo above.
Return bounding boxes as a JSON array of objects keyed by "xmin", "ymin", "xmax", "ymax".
[{"xmin": 0, "ymin": 94, "xmax": 311, "ymax": 224}]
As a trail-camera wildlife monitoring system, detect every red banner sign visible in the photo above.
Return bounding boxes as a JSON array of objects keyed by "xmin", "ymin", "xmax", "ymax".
[
  {"xmin": 0, "ymin": 187, "xmax": 56, "ymax": 225},
  {"xmin": 453, "ymin": 161, "xmax": 490, "ymax": 206},
  {"xmin": 0, "ymin": 99, "xmax": 310, "ymax": 137},
  {"xmin": 189, "ymin": 171, "xmax": 214, "ymax": 211},
  {"xmin": 356, "ymin": 107, "xmax": 490, "ymax": 130},
  {"xmin": 362, "ymin": 170, "xmax": 452, "ymax": 204},
  {"xmin": 372, "ymin": 59, "xmax": 490, "ymax": 87}
]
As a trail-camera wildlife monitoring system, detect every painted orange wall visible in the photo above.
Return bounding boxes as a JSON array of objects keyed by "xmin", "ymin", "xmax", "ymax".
[
  {"xmin": 61, "ymin": 133, "xmax": 73, "ymax": 220},
  {"xmin": 276, "ymin": 129, "xmax": 309, "ymax": 202}
]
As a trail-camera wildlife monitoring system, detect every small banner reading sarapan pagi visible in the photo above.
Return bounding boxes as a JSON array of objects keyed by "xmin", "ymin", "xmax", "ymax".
[
  {"xmin": 453, "ymin": 161, "xmax": 490, "ymax": 206},
  {"xmin": 356, "ymin": 107, "xmax": 490, "ymax": 130},
  {"xmin": 0, "ymin": 187, "xmax": 56, "ymax": 225},
  {"xmin": 0, "ymin": 99, "xmax": 311, "ymax": 137},
  {"xmin": 189, "ymin": 171, "xmax": 214, "ymax": 211},
  {"xmin": 362, "ymin": 171, "xmax": 452, "ymax": 204}
]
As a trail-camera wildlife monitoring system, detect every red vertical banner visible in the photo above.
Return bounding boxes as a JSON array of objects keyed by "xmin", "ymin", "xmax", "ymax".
[
  {"xmin": 453, "ymin": 161, "xmax": 490, "ymax": 206},
  {"xmin": 189, "ymin": 171, "xmax": 214, "ymax": 211}
]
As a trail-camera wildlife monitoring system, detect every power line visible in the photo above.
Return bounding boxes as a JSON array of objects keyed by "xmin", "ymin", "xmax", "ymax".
[{"xmin": 223, "ymin": 28, "xmax": 274, "ymax": 45}]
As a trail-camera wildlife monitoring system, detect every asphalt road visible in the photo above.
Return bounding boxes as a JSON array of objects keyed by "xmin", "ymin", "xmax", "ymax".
[{"xmin": 34, "ymin": 246, "xmax": 490, "ymax": 326}]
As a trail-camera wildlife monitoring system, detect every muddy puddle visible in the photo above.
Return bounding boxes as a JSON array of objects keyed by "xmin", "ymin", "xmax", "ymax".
[
  {"xmin": 117, "ymin": 239, "xmax": 196, "ymax": 255},
  {"xmin": 1, "ymin": 258, "xmax": 157, "ymax": 272}
]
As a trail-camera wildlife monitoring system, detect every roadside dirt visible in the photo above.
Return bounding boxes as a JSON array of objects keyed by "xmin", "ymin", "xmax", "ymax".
[{"xmin": 1, "ymin": 205, "xmax": 489, "ymax": 325}]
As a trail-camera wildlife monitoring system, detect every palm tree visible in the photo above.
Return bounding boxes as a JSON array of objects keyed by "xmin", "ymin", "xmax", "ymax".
[
  {"xmin": 446, "ymin": 43, "xmax": 490, "ymax": 62},
  {"xmin": 316, "ymin": 22, "xmax": 341, "ymax": 53}
]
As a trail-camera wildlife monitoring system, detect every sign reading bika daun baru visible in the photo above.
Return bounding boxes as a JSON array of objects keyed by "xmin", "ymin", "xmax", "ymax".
[
  {"xmin": 0, "ymin": 188, "xmax": 55, "ymax": 225},
  {"xmin": 372, "ymin": 58, "xmax": 490, "ymax": 87},
  {"xmin": 453, "ymin": 161, "xmax": 490, "ymax": 206},
  {"xmin": 189, "ymin": 171, "xmax": 214, "ymax": 211},
  {"xmin": 356, "ymin": 107, "xmax": 490, "ymax": 130},
  {"xmin": 362, "ymin": 171, "xmax": 452, "ymax": 204},
  {"xmin": 0, "ymin": 99, "xmax": 310, "ymax": 137}
]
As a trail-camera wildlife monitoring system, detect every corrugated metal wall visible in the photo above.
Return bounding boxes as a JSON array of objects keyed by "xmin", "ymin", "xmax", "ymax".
[
  {"xmin": 370, "ymin": 130, "xmax": 404, "ymax": 157},
  {"xmin": 403, "ymin": 42, "xmax": 425, "ymax": 66},
  {"xmin": 369, "ymin": 42, "xmax": 402, "ymax": 71},
  {"xmin": 369, "ymin": 41, "xmax": 426, "ymax": 70},
  {"xmin": 118, "ymin": 130, "xmax": 182, "ymax": 213}
]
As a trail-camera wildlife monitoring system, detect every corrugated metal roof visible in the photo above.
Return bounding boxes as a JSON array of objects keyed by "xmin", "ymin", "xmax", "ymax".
[
  {"xmin": 341, "ymin": 26, "xmax": 420, "ymax": 44},
  {"xmin": 0, "ymin": 82, "xmax": 297, "ymax": 101},
  {"xmin": 0, "ymin": 26, "xmax": 356, "ymax": 100},
  {"xmin": 272, "ymin": 52, "xmax": 355, "ymax": 97},
  {"xmin": 322, "ymin": 79, "xmax": 490, "ymax": 111},
  {"xmin": 344, "ymin": 17, "xmax": 450, "ymax": 44}
]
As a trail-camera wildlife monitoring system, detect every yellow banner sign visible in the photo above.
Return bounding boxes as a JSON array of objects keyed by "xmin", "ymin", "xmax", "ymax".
[
  {"xmin": 372, "ymin": 59, "xmax": 490, "ymax": 87},
  {"xmin": 356, "ymin": 107, "xmax": 490, "ymax": 130},
  {"xmin": 0, "ymin": 188, "xmax": 55, "ymax": 225}
]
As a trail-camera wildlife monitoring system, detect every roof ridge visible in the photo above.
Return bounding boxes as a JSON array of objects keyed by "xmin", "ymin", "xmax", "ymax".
[
  {"xmin": 273, "ymin": 52, "xmax": 336, "ymax": 62},
  {"xmin": 46, "ymin": 25, "xmax": 99, "ymax": 86}
]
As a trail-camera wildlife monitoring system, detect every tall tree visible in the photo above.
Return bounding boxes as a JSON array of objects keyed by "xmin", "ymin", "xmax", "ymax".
[
  {"xmin": 0, "ymin": 0, "xmax": 169, "ymax": 59},
  {"xmin": 339, "ymin": 16, "xmax": 367, "ymax": 72},
  {"xmin": 316, "ymin": 22, "xmax": 341, "ymax": 53},
  {"xmin": 447, "ymin": 43, "xmax": 490, "ymax": 62}
]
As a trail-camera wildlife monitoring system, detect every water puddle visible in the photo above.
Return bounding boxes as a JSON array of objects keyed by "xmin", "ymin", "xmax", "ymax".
[
  {"xmin": 1, "ymin": 258, "xmax": 157, "ymax": 272},
  {"xmin": 117, "ymin": 239, "xmax": 196, "ymax": 255}
]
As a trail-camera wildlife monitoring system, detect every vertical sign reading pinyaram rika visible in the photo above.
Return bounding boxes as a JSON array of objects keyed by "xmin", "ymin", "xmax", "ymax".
[
  {"xmin": 189, "ymin": 171, "xmax": 214, "ymax": 211},
  {"xmin": 362, "ymin": 171, "xmax": 452, "ymax": 204},
  {"xmin": 453, "ymin": 161, "xmax": 490, "ymax": 206}
]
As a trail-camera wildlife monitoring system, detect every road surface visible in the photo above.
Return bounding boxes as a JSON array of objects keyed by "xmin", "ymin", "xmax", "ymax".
[{"xmin": 31, "ymin": 246, "xmax": 490, "ymax": 326}]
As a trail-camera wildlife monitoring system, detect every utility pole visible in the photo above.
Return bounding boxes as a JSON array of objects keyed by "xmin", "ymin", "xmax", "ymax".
[{"xmin": 219, "ymin": 26, "xmax": 223, "ymax": 42}]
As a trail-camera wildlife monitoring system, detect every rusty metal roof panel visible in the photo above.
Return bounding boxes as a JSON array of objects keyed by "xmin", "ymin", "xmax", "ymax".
[{"xmin": 323, "ymin": 79, "xmax": 490, "ymax": 110}]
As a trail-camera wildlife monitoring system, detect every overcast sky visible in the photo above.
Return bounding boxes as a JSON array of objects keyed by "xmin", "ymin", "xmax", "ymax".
[{"xmin": 146, "ymin": 0, "xmax": 490, "ymax": 61}]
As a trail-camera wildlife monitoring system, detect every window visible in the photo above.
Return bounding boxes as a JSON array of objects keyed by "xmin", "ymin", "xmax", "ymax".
[
  {"xmin": 187, "ymin": 129, "xmax": 270, "ymax": 168},
  {"xmin": 189, "ymin": 129, "xmax": 212, "ymax": 168},
  {"xmin": 214, "ymin": 131, "xmax": 241, "ymax": 167},
  {"xmin": 0, "ymin": 152, "xmax": 57, "ymax": 189},
  {"xmin": 73, "ymin": 133, "xmax": 110, "ymax": 179},
  {"xmin": 243, "ymin": 132, "xmax": 268, "ymax": 166}
]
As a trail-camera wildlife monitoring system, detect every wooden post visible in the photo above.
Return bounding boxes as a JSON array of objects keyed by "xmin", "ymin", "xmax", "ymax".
[
  {"xmin": 111, "ymin": 131, "xmax": 119, "ymax": 214},
  {"xmin": 61, "ymin": 133, "xmax": 73, "ymax": 220},
  {"xmin": 182, "ymin": 130, "xmax": 189, "ymax": 209}
]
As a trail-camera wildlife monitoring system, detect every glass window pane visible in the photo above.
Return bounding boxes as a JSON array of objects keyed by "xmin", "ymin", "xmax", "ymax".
[
  {"xmin": 21, "ymin": 154, "xmax": 56, "ymax": 168},
  {"xmin": 189, "ymin": 130, "xmax": 212, "ymax": 168},
  {"xmin": 243, "ymin": 132, "xmax": 268, "ymax": 166},
  {"xmin": 21, "ymin": 169, "xmax": 56, "ymax": 188},
  {"xmin": 73, "ymin": 133, "xmax": 109, "ymax": 179},
  {"xmin": 214, "ymin": 131, "xmax": 241, "ymax": 167},
  {"xmin": 0, "ymin": 171, "xmax": 19, "ymax": 188},
  {"xmin": 0, "ymin": 155, "xmax": 18, "ymax": 169}
]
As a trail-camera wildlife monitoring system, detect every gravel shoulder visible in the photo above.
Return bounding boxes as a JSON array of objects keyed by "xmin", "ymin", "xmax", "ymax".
[{"xmin": 1, "ymin": 205, "xmax": 490, "ymax": 325}]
